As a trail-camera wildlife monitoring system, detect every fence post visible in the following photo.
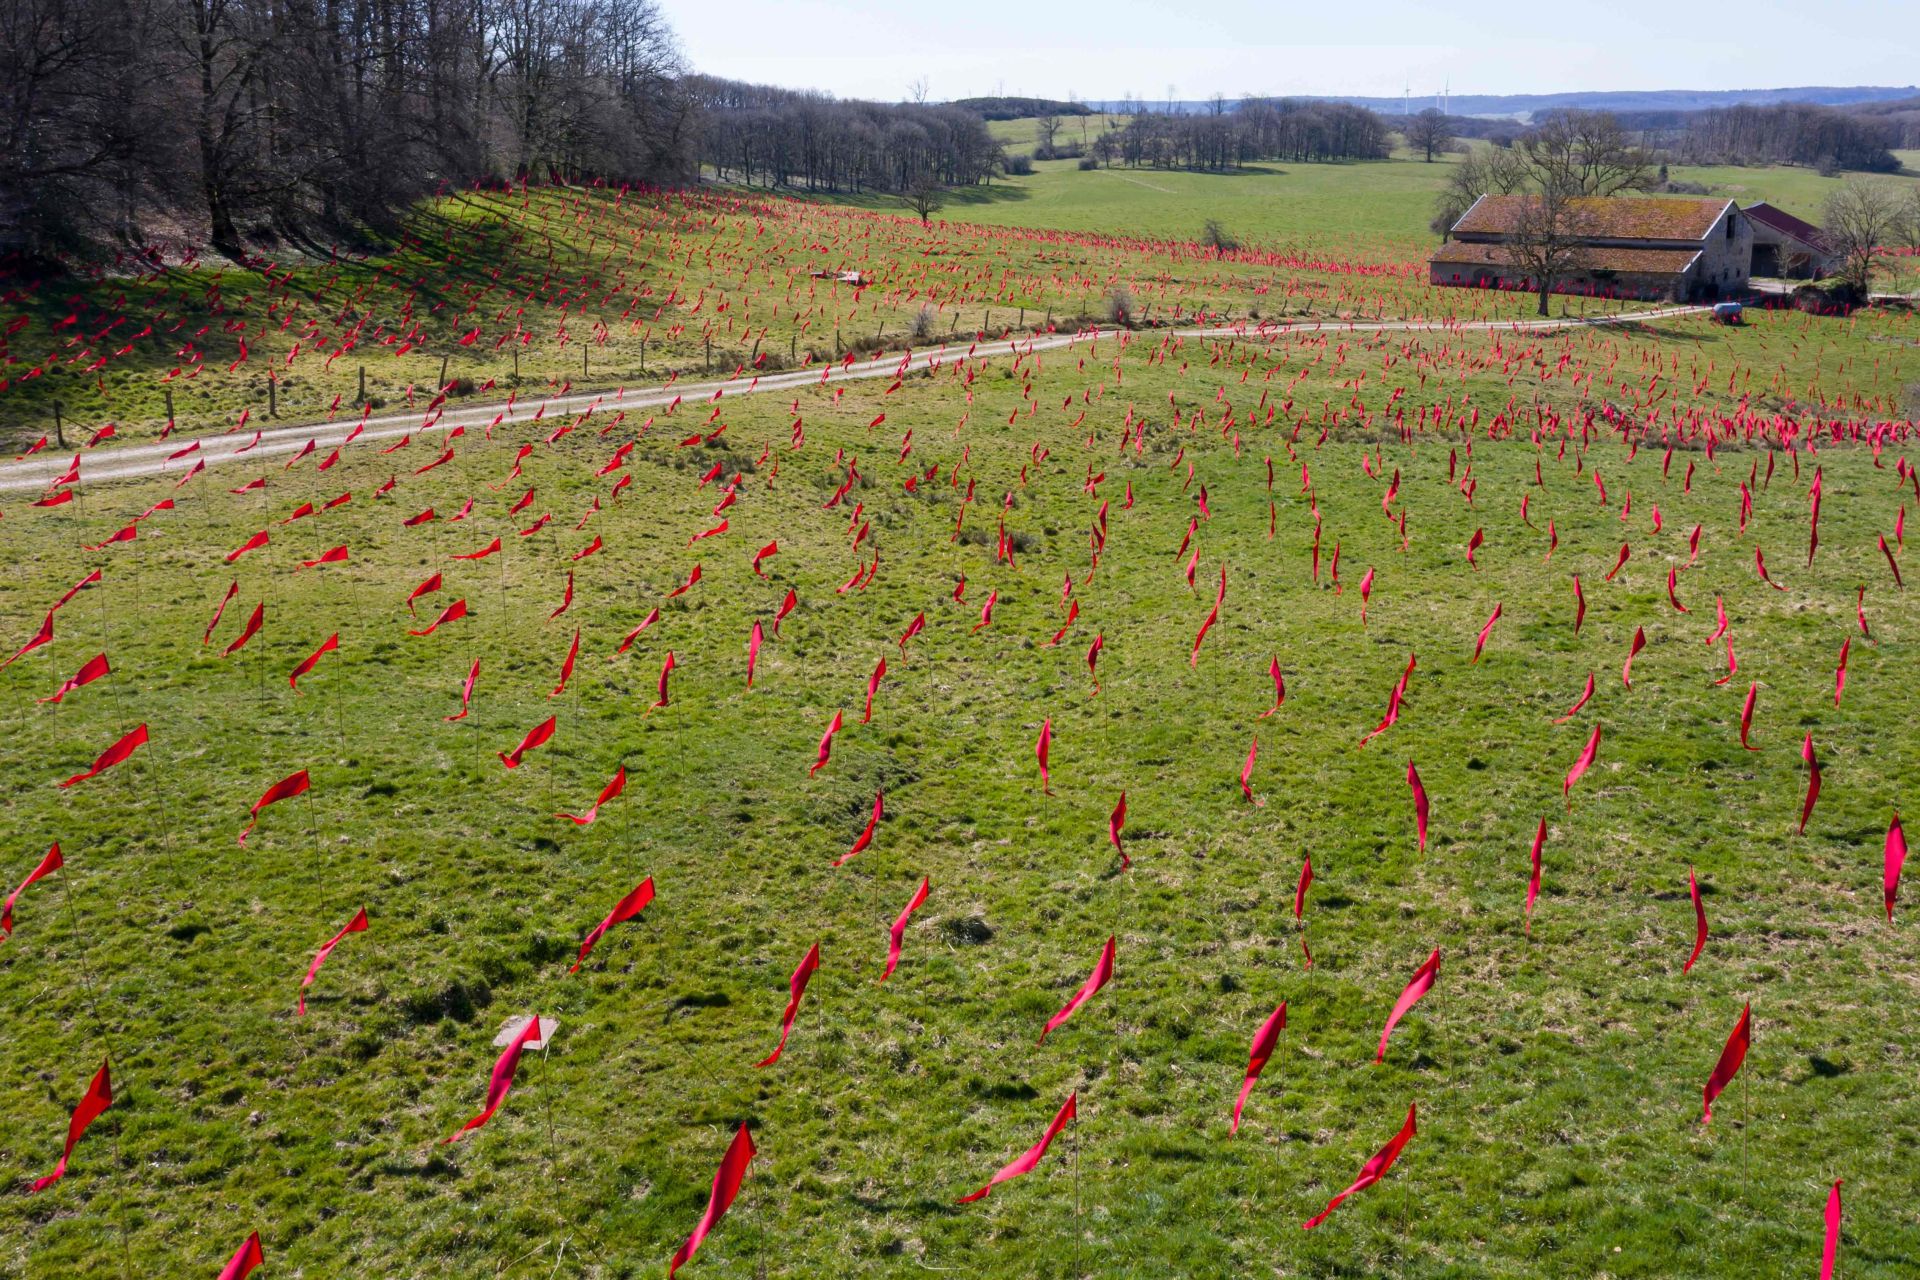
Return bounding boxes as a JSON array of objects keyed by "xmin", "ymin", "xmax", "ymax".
[
  {"xmin": 53, "ymin": 400, "xmax": 66, "ymax": 449},
  {"xmin": 358, "ymin": 365, "xmax": 366, "ymax": 404},
  {"xmin": 268, "ymin": 376, "xmax": 277, "ymax": 418},
  {"xmin": 164, "ymin": 388, "xmax": 175, "ymax": 434}
]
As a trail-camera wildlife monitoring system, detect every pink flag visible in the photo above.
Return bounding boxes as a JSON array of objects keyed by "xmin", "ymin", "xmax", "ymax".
[
  {"xmin": 1109, "ymin": 792, "xmax": 1129, "ymax": 869},
  {"xmin": 810, "ymin": 710, "xmax": 842, "ymax": 776},
  {"xmin": 1525, "ymin": 819, "xmax": 1545, "ymax": 933},
  {"xmin": 957, "ymin": 1092, "xmax": 1076, "ymax": 1203},
  {"xmin": 1685, "ymin": 867, "xmax": 1709, "ymax": 973},
  {"xmin": 443, "ymin": 1014, "xmax": 545, "ymax": 1142},
  {"xmin": 1035, "ymin": 717, "xmax": 1053, "ymax": 794},
  {"xmin": 298, "ymin": 908, "xmax": 368, "ymax": 1014},
  {"xmin": 501, "ymin": 716, "xmax": 556, "ymax": 769},
  {"xmin": 1701, "ymin": 1003, "xmax": 1751, "ymax": 1124},
  {"xmin": 1564, "ymin": 724, "xmax": 1601, "ymax": 804},
  {"xmin": 1622, "ymin": 626, "xmax": 1646, "ymax": 688},
  {"xmin": 1554, "ymin": 672, "xmax": 1595, "ymax": 724},
  {"xmin": 1799, "ymin": 733, "xmax": 1821, "ymax": 834},
  {"xmin": 880, "ymin": 877, "xmax": 930, "ymax": 982},
  {"xmin": 863, "ymin": 657, "xmax": 886, "ymax": 722},
  {"xmin": 1820, "ymin": 1180, "xmax": 1843, "ymax": 1280},
  {"xmin": 1300, "ymin": 1103, "xmax": 1416, "ymax": 1230},
  {"xmin": 1230, "ymin": 1003, "xmax": 1286, "ymax": 1134},
  {"xmin": 1258, "ymin": 656, "xmax": 1286, "ymax": 717},
  {"xmin": 746, "ymin": 621, "xmax": 763, "ymax": 688},
  {"xmin": 557, "ymin": 766, "xmax": 626, "ymax": 825},
  {"xmin": 1406, "ymin": 760, "xmax": 1429, "ymax": 852},
  {"xmin": 1739, "ymin": 682, "xmax": 1758, "ymax": 750},
  {"xmin": 1472, "ymin": 603, "xmax": 1502, "ymax": 664},
  {"xmin": 216, "ymin": 1232, "xmax": 264, "ymax": 1280},
  {"xmin": 1039, "ymin": 935, "xmax": 1114, "ymax": 1042},
  {"xmin": 1886, "ymin": 813, "xmax": 1907, "ymax": 922},
  {"xmin": 59, "ymin": 723, "xmax": 149, "ymax": 788},
  {"xmin": 30, "ymin": 1058, "xmax": 111, "ymax": 1192},
  {"xmin": 669, "ymin": 1124, "xmax": 757, "ymax": 1276},
  {"xmin": 571, "ymin": 877, "xmax": 654, "ymax": 972},
  {"xmin": 835, "ymin": 791, "xmax": 883, "ymax": 866},
  {"xmin": 446, "ymin": 659, "xmax": 480, "ymax": 721},
  {"xmin": 3, "ymin": 842, "xmax": 63, "ymax": 940},
  {"xmin": 1376, "ymin": 947, "xmax": 1440, "ymax": 1062},
  {"xmin": 756, "ymin": 941, "xmax": 821, "ymax": 1067}
]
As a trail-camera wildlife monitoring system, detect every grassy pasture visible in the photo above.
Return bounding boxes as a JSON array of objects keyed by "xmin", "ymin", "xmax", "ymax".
[{"xmin": 2, "ymin": 291, "xmax": 1919, "ymax": 1276}]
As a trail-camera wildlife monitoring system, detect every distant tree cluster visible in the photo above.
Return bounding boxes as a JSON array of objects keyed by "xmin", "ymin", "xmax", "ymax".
[
  {"xmin": 950, "ymin": 96, "xmax": 1091, "ymax": 122},
  {"xmin": 0, "ymin": 0, "xmax": 695, "ymax": 263},
  {"xmin": 1087, "ymin": 98, "xmax": 1391, "ymax": 170},
  {"xmin": 688, "ymin": 78, "xmax": 1004, "ymax": 196},
  {"xmin": 1672, "ymin": 103, "xmax": 1900, "ymax": 173}
]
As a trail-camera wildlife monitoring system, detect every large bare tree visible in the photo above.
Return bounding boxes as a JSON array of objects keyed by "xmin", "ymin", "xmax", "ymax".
[
  {"xmin": 1405, "ymin": 108, "xmax": 1452, "ymax": 162},
  {"xmin": 1823, "ymin": 179, "xmax": 1901, "ymax": 298}
]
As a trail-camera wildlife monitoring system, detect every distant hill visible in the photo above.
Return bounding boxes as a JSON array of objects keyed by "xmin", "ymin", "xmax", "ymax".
[
  {"xmin": 951, "ymin": 96, "xmax": 1094, "ymax": 121},
  {"xmin": 1084, "ymin": 87, "xmax": 1920, "ymax": 121}
]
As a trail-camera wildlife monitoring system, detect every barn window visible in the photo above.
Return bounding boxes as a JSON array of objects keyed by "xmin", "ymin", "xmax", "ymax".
[{"xmin": 1727, "ymin": 216, "xmax": 1735, "ymax": 242}]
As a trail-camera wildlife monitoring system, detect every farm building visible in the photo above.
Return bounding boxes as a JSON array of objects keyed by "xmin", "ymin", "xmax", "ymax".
[
  {"xmin": 1742, "ymin": 202, "xmax": 1840, "ymax": 279},
  {"xmin": 1429, "ymin": 195, "xmax": 1752, "ymax": 301}
]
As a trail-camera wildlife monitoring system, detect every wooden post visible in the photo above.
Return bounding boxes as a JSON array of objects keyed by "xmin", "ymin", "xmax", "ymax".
[
  {"xmin": 1019, "ymin": 306, "xmax": 1025, "ymax": 328},
  {"xmin": 790, "ymin": 333, "xmax": 796, "ymax": 364},
  {"xmin": 53, "ymin": 400, "xmax": 66, "ymax": 449},
  {"xmin": 358, "ymin": 365, "xmax": 366, "ymax": 404},
  {"xmin": 639, "ymin": 338, "xmax": 645, "ymax": 374},
  {"xmin": 704, "ymin": 337, "xmax": 711, "ymax": 372},
  {"xmin": 512, "ymin": 347, "xmax": 519, "ymax": 383},
  {"xmin": 268, "ymin": 376, "xmax": 276, "ymax": 418},
  {"xmin": 164, "ymin": 388, "xmax": 175, "ymax": 434},
  {"xmin": 582, "ymin": 343, "xmax": 588, "ymax": 378},
  {"xmin": 439, "ymin": 354, "xmax": 449, "ymax": 391}
]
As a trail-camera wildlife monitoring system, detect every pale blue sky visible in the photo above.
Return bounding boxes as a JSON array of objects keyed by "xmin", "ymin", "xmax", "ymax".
[{"xmin": 669, "ymin": 0, "xmax": 1919, "ymax": 103}]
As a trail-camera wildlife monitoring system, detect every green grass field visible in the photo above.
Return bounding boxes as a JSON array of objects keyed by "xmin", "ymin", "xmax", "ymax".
[{"xmin": 4, "ymin": 158, "xmax": 1920, "ymax": 1279}]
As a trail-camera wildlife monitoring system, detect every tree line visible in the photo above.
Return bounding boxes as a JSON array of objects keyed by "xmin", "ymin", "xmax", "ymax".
[
  {"xmin": 1085, "ymin": 99, "xmax": 1393, "ymax": 170},
  {"xmin": 1666, "ymin": 102, "xmax": 1901, "ymax": 173},
  {"xmin": 2, "ymin": 0, "xmax": 694, "ymax": 264}
]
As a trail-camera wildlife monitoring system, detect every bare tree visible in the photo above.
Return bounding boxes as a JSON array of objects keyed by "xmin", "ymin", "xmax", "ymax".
[
  {"xmin": 1405, "ymin": 108, "xmax": 1453, "ymax": 162},
  {"xmin": 1506, "ymin": 182, "xmax": 1595, "ymax": 317},
  {"xmin": 906, "ymin": 76, "xmax": 928, "ymax": 105},
  {"xmin": 1823, "ymin": 178, "xmax": 1901, "ymax": 298},
  {"xmin": 904, "ymin": 167, "xmax": 945, "ymax": 226},
  {"xmin": 1036, "ymin": 111, "xmax": 1061, "ymax": 157},
  {"xmin": 1518, "ymin": 109, "xmax": 1656, "ymax": 196},
  {"xmin": 1200, "ymin": 219, "xmax": 1237, "ymax": 257},
  {"xmin": 1431, "ymin": 146, "xmax": 1527, "ymax": 239}
]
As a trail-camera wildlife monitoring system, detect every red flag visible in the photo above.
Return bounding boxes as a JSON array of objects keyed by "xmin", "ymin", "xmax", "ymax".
[
  {"xmin": 1685, "ymin": 867, "xmax": 1709, "ymax": 973},
  {"xmin": 1564, "ymin": 723, "xmax": 1601, "ymax": 804},
  {"xmin": 446, "ymin": 659, "xmax": 480, "ymax": 721},
  {"xmin": 300, "ymin": 545, "xmax": 349, "ymax": 569},
  {"xmin": 1295, "ymin": 854, "xmax": 1313, "ymax": 920},
  {"xmin": 746, "ymin": 621, "xmax": 763, "ymax": 688},
  {"xmin": 1799, "ymin": 733, "xmax": 1821, "ymax": 834},
  {"xmin": 30, "ymin": 1059, "xmax": 111, "ymax": 1192},
  {"xmin": 1667, "ymin": 567, "xmax": 1689, "ymax": 613},
  {"xmin": 1878, "ymin": 534, "xmax": 1903, "ymax": 588},
  {"xmin": 410, "ymin": 598, "xmax": 467, "ymax": 636},
  {"xmin": 52, "ymin": 568, "xmax": 102, "ymax": 612},
  {"xmin": 226, "ymin": 530, "xmax": 270, "ymax": 563},
  {"xmin": 756, "ymin": 941, "xmax": 821, "ymax": 1067},
  {"xmin": 1471, "ymin": 603, "xmax": 1502, "ymax": 664},
  {"xmin": 971, "ymin": 588, "xmax": 998, "ymax": 634},
  {"xmin": 957, "ymin": 1092, "xmax": 1076, "ymax": 1203},
  {"xmin": 443, "ymin": 1013, "xmax": 545, "ymax": 1142},
  {"xmin": 58, "ymin": 723, "xmax": 148, "ymax": 788},
  {"xmin": 289, "ymin": 635, "xmax": 338, "ymax": 690},
  {"xmin": 203, "ymin": 581, "xmax": 238, "ymax": 644},
  {"xmin": 1572, "ymin": 573, "xmax": 1586, "ymax": 635},
  {"xmin": 501, "ymin": 716, "xmax": 556, "ymax": 768},
  {"xmin": 774, "ymin": 589, "xmax": 798, "ymax": 636},
  {"xmin": 1821, "ymin": 1180, "xmax": 1843, "ymax": 1280},
  {"xmin": 1240, "ymin": 735, "xmax": 1262, "ymax": 805},
  {"xmin": 548, "ymin": 571, "xmax": 574, "ymax": 621},
  {"xmin": 2, "ymin": 842, "xmax": 63, "ymax": 940},
  {"xmin": 667, "ymin": 564, "xmax": 702, "ymax": 598},
  {"xmin": 216, "ymin": 1231, "xmax": 264, "ymax": 1280},
  {"xmin": 1109, "ymin": 792, "xmax": 1129, "ymax": 869},
  {"xmin": 454, "ymin": 536, "xmax": 502, "ymax": 560},
  {"xmin": 668, "ymin": 1123, "xmax": 757, "ymax": 1277},
  {"xmin": 1603, "ymin": 541, "xmax": 1629, "ymax": 582},
  {"xmin": 751, "ymin": 540, "xmax": 779, "ymax": 576},
  {"xmin": 897, "ymin": 611, "xmax": 925, "ymax": 652},
  {"xmin": 406, "ymin": 572, "xmax": 443, "ymax": 614},
  {"xmin": 1035, "ymin": 717, "xmax": 1053, "ymax": 794},
  {"xmin": 651, "ymin": 651, "xmax": 676, "ymax": 710},
  {"xmin": 1756, "ymin": 545, "xmax": 1786, "ymax": 591},
  {"xmin": 1376, "ymin": 947, "xmax": 1440, "ymax": 1062},
  {"xmin": 835, "ymin": 791, "xmax": 883, "ymax": 867},
  {"xmin": 222, "ymin": 602, "xmax": 264, "ymax": 657},
  {"xmin": 2, "ymin": 611, "xmax": 53, "ymax": 669},
  {"xmin": 1259, "ymin": 656, "xmax": 1286, "ymax": 717},
  {"xmin": 617, "ymin": 610, "xmax": 661, "ymax": 652},
  {"xmin": 1300, "ymin": 1103, "xmax": 1416, "ymax": 1230},
  {"xmin": 240, "ymin": 769, "xmax": 310, "ymax": 845},
  {"xmin": 1230, "ymin": 1003, "xmax": 1286, "ymax": 1134},
  {"xmin": 1739, "ymin": 682, "xmax": 1759, "ymax": 750},
  {"xmin": 1886, "ymin": 813, "xmax": 1907, "ymax": 922},
  {"xmin": 1834, "ymin": 637, "xmax": 1850, "ymax": 707},
  {"xmin": 687, "ymin": 516, "xmax": 728, "ymax": 546},
  {"xmin": 1701, "ymin": 1002, "xmax": 1751, "ymax": 1123},
  {"xmin": 881, "ymin": 877, "xmax": 930, "ymax": 982},
  {"xmin": 1554, "ymin": 672, "xmax": 1595, "ymax": 724},
  {"xmin": 862, "ymin": 657, "xmax": 887, "ymax": 722},
  {"xmin": 570, "ymin": 877, "xmax": 654, "ymax": 972},
  {"xmin": 558, "ymin": 766, "xmax": 626, "ymax": 826},
  {"xmin": 1526, "ymin": 818, "xmax": 1545, "ymax": 933},
  {"xmin": 84, "ymin": 524, "xmax": 137, "ymax": 551},
  {"xmin": 1039, "ymin": 935, "xmax": 1114, "ymax": 1042},
  {"xmin": 1622, "ymin": 626, "xmax": 1646, "ymax": 688},
  {"xmin": 811, "ymin": 710, "xmax": 842, "ymax": 776},
  {"xmin": 550, "ymin": 629, "xmax": 581, "ymax": 697},
  {"xmin": 40, "ymin": 653, "xmax": 110, "ymax": 704},
  {"xmin": 298, "ymin": 908, "xmax": 368, "ymax": 1014},
  {"xmin": 1406, "ymin": 760, "xmax": 1429, "ymax": 852}
]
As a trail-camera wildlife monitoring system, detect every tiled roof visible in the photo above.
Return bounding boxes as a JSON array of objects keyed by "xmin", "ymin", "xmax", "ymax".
[
  {"xmin": 1429, "ymin": 241, "xmax": 1703, "ymax": 275},
  {"xmin": 1743, "ymin": 202, "xmax": 1835, "ymax": 253},
  {"xmin": 1452, "ymin": 195, "xmax": 1732, "ymax": 243}
]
